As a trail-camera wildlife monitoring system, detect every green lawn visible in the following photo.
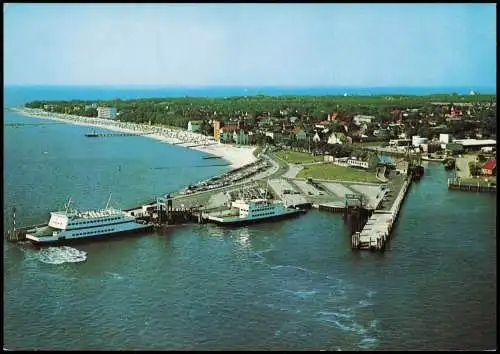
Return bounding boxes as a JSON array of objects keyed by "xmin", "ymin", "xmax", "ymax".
[
  {"xmin": 296, "ymin": 163, "xmax": 381, "ymax": 183},
  {"xmin": 274, "ymin": 150, "xmax": 324, "ymax": 164}
]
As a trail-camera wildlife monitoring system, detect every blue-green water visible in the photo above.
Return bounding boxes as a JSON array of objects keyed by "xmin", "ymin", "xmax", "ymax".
[{"xmin": 3, "ymin": 92, "xmax": 496, "ymax": 350}]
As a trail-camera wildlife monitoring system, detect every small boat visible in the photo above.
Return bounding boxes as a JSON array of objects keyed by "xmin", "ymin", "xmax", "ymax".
[{"xmin": 421, "ymin": 154, "xmax": 445, "ymax": 162}]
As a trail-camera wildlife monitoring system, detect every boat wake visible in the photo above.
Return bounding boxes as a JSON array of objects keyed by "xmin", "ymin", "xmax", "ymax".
[
  {"xmin": 264, "ymin": 269, "xmax": 380, "ymax": 350},
  {"xmin": 36, "ymin": 246, "xmax": 88, "ymax": 264}
]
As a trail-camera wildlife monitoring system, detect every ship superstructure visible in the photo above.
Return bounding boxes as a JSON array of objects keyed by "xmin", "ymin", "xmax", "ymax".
[{"xmin": 25, "ymin": 196, "xmax": 152, "ymax": 246}]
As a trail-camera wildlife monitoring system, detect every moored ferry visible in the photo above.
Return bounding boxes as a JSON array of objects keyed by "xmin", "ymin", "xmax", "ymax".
[
  {"xmin": 421, "ymin": 154, "xmax": 445, "ymax": 162},
  {"xmin": 205, "ymin": 197, "xmax": 306, "ymax": 226},
  {"xmin": 25, "ymin": 196, "xmax": 153, "ymax": 246}
]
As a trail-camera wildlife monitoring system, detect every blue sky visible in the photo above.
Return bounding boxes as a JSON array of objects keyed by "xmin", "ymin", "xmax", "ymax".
[{"xmin": 3, "ymin": 3, "xmax": 496, "ymax": 88}]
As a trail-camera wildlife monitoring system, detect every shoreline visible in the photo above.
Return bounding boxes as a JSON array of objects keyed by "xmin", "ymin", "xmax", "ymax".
[{"xmin": 11, "ymin": 107, "xmax": 257, "ymax": 170}]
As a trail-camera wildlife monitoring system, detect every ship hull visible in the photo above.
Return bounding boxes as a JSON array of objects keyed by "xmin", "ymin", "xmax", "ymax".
[
  {"xmin": 26, "ymin": 224, "xmax": 154, "ymax": 247},
  {"xmin": 207, "ymin": 208, "xmax": 306, "ymax": 227},
  {"xmin": 421, "ymin": 156, "xmax": 445, "ymax": 162}
]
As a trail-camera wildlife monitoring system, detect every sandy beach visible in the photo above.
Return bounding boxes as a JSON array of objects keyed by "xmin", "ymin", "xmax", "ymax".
[{"xmin": 12, "ymin": 107, "xmax": 257, "ymax": 169}]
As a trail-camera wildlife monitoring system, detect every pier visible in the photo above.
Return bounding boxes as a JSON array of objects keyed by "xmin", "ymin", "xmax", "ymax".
[
  {"xmin": 7, "ymin": 150, "xmax": 419, "ymax": 252},
  {"xmin": 447, "ymin": 178, "xmax": 496, "ymax": 193},
  {"xmin": 85, "ymin": 132, "xmax": 154, "ymax": 138},
  {"xmin": 351, "ymin": 175, "xmax": 412, "ymax": 251},
  {"xmin": 123, "ymin": 197, "xmax": 203, "ymax": 227}
]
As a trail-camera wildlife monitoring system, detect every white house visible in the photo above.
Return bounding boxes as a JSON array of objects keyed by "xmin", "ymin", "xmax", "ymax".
[
  {"xmin": 187, "ymin": 120, "xmax": 202, "ymax": 132},
  {"xmin": 97, "ymin": 107, "xmax": 117, "ymax": 119},
  {"xmin": 327, "ymin": 132, "xmax": 343, "ymax": 145},
  {"xmin": 353, "ymin": 115, "xmax": 375, "ymax": 125},
  {"xmin": 332, "ymin": 157, "xmax": 369, "ymax": 169},
  {"xmin": 439, "ymin": 133, "xmax": 450, "ymax": 149},
  {"xmin": 412, "ymin": 135, "xmax": 428, "ymax": 147}
]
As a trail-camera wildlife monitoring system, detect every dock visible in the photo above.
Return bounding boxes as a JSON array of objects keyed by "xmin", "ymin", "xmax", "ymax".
[
  {"xmin": 7, "ymin": 150, "xmax": 420, "ymax": 252},
  {"xmin": 85, "ymin": 132, "xmax": 153, "ymax": 138},
  {"xmin": 447, "ymin": 178, "xmax": 496, "ymax": 193},
  {"xmin": 351, "ymin": 175, "xmax": 412, "ymax": 251}
]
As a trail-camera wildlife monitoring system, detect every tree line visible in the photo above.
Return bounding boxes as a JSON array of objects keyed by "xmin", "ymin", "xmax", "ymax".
[{"xmin": 24, "ymin": 93, "xmax": 496, "ymax": 139}]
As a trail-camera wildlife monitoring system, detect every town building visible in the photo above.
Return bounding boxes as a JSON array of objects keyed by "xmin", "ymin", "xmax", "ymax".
[
  {"xmin": 292, "ymin": 128, "xmax": 307, "ymax": 140},
  {"xmin": 218, "ymin": 125, "xmax": 238, "ymax": 143},
  {"xmin": 187, "ymin": 120, "xmax": 202, "ymax": 133},
  {"xmin": 451, "ymin": 139, "xmax": 496, "ymax": 152},
  {"xmin": 482, "ymin": 159, "xmax": 496, "ymax": 176},
  {"xmin": 389, "ymin": 139, "xmax": 412, "ymax": 148},
  {"xmin": 353, "ymin": 115, "xmax": 375, "ymax": 125},
  {"xmin": 327, "ymin": 132, "xmax": 343, "ymax": 145},
  {"xmin": 412, "ymin": 135, "xmax": 428, "ymax": 147},
  {"xmin": 97, "ymin": 107, "xmax": 117, "ymax": 119},
  {"xmin": 233, "ymin": 129, "xmax": 249, "ymax": 145},
  {"xmin": 331, "ymin": 157, "xmax": 369, "ymax": 169},
  {"xmin": 376, "ymin": 155, "xmax": 396, "ymax": 167},
  {"xmin": 213, "ymin": 120, "xmax": 221, "ymax": 141}
]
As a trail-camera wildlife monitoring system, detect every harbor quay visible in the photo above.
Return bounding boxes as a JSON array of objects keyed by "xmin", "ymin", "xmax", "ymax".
[
  {"xmin": 447, "ymin": 177, "xmax": 496, "ymax": 193},
  {"xmin": 351, "ymin": 175, "xmax": 412, "ymax": 251},
  {"xmin": 118, "ymin": 155, "xmax": 413, "ymax": 253},
  {"xmin": 7, "ymin": 142, "xmax": 415, "ymax": 251}
]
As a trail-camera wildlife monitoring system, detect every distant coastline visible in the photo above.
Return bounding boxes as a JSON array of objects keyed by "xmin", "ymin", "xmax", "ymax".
[
  {"xmin": 11, "ymin": 107, "xmax": 257, "ymax": 170},
  {"xmin": 4, "ymin": 85, "xmax": 496, "ymax": 102}
]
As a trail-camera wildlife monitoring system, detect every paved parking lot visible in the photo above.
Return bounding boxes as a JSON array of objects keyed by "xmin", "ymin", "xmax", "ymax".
[
  {"xmin": 348, "ymin": 183, "xmax": 383, "ymax": 208},
  {"xmin": 268, "ymin": 179, "xmax": 308, "ymax": 207},
  {"xmin": 293, "ymin": 179, "xmax": 323, "ymax": 197},
  {"xmin": 321, "ymin": 182, "xmax": 355, "ymax": 199}
]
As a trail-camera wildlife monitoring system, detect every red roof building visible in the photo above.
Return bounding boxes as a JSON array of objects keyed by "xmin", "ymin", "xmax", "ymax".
[
  {"xmin": 220, "ymin": 125, "xmax": 238, "ymax": 133},
  {"xmin": 482, "ymin": 159, "xmax": 496, "ymax": 175}
]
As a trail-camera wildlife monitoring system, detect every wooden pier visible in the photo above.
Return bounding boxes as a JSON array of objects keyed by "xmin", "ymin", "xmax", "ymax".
[
  {"xmin": 351, "ymin": 175, "xmax": 413, "ymax": 251},
  {"xmin": 85, "ymin": 132, "xmax": 153, "ymax": 138},
  {"xmin": 448, "ymin": 178, "xmax": 496, "ymax": 193}
]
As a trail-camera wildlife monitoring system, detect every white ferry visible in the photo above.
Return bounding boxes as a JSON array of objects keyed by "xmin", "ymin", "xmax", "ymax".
[
  {"xmin": 25, "ymin": 196, "xmax": 153, "ymax": 246},
  {"xmin": 205, "ymin": 197, "xmax": 306, "ymax": 226}
]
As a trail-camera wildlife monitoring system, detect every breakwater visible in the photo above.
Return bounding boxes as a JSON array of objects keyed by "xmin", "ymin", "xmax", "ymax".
[
  {"xmin": 352, "ymin": 175, "xmax": 412, "ymax": 251},
  {"xmin": 85, "ymin": 132, "xmax": 153, "ymax": 138}
]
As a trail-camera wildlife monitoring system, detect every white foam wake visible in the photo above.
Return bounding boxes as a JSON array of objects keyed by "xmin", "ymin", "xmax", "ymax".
[{"xmin": 36, "ymin": 246, "xmax": 87, "ymax": 264}]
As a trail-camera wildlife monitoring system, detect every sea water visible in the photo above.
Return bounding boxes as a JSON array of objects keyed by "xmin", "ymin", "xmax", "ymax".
[{"xmin": 3, "ymin": 87, "xmax": 496, "ymax": 350}]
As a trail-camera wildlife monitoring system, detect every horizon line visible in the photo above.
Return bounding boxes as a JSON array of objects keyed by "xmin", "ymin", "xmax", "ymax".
[{"xmin": 4, "ymin": 84, "xmax": 497, "ymax": 89}]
